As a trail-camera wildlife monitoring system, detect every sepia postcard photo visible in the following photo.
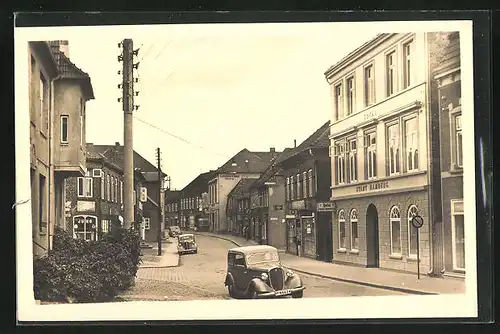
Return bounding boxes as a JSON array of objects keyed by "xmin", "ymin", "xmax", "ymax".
[{"xmin": 14, "ymin": 18, "xmax": 478, "ymax": 322}]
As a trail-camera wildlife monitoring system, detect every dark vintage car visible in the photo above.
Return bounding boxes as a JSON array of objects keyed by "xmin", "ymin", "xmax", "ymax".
[
  {"xmin": 224, "ymin": 245, "xmax": 305, "ymax": 299},
  {"xmin": 169, "ymin": 226, "xmax": 181, "ymax": 237},
  {"xmin": 177, "ymin": 234, "xmax": 198, "ymax": 255}
]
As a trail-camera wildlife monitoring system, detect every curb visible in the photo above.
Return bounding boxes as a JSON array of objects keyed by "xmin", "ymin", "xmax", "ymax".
[{"xmin": 196, "ymin": 232, "xmax": 437, "ymax": 296}]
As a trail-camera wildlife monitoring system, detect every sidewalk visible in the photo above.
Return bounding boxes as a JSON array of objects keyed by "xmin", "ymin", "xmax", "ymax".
[
  {"xmin": 139, "ymin": 239, "xmax": 179, "ymax": 268},
  {"xmin": 195, "ymin": 232, "xmax": 466, "ymax": 295}
]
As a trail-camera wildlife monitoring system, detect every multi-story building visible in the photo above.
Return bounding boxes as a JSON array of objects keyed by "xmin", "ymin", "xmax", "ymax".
[
  {"xmin": 432, "ymin": 32, "xmax": 465, "ymax": 276},
  {"xmin": 324, "ymin": 32, "xmax": 450, "ymax": 274},
  {"xmin": 28, "ymin": 41, "xmax": 94, "ymax": 257},
  {"xmin": 207, "ymin": 148, "xmax": 280, "ymax": 233},
  {"xmin": 247, "ymin": 148, "xmax": 292, "ymax": 250},
  {"xmin": 226, "ymin": 179, "xmax": 255, "ymax": 237},
  {"xmin": 164, "ymin": 189, "xmax": 180, "ymax": 229},
  {"xmin": 279, "ymin": 121, "xmax": 332, "ymax": 261},
  {"xmin": 178, "ymin": 171, "xmax": 216, "ymax": 230}
]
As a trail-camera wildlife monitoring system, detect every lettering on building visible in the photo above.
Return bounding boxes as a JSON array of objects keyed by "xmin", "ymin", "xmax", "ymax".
[
  {"xmin": 364, "ymin": 109, "xmax": 377, "ymax": 121},
  {"xmin": 356, "ymin": 181, "xmax": 390, "ymax": 193}
]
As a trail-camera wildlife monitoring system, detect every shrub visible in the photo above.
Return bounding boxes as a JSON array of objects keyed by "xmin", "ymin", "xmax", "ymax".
[{"xmin": 33, "ymin": 226, "xmax": 142, "ymax": 303}]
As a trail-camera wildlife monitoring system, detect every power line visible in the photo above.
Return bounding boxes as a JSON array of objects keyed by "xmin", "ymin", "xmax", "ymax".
[{"xmin": 133, "ymin": 116, "xmax": 230, "ymax": 159}]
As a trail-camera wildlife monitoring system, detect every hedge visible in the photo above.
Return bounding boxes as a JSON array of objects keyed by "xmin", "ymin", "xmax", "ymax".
[{"xmin": 34, "ymin": 226, "xmax": 142, "ymax": 303}]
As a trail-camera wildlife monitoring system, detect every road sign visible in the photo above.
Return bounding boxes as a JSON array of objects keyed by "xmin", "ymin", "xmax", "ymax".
[{"xmin": 411, "ymin": 215, "xmax": 424, "ymax": 228}]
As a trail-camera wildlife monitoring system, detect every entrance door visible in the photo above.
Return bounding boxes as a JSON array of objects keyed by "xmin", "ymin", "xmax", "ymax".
[
  {"xmin": 366, "ymin": 204, "xmax": 380, "ymax": 268},
  {"xmin": 316, "ymin": 212, "xmax": 333, "ymax": 262}
]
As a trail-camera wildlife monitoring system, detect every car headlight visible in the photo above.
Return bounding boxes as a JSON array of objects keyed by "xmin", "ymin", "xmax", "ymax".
[
  {"xmin": 286, "ymin": 270, "xmax": 294, "ymax": 277},
  {"xmin": 260, "ymin": 273, "xmax": 269, "ymax": 280}
]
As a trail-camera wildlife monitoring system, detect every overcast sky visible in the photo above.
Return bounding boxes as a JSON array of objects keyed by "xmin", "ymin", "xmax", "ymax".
[{"xmin": 51, "ymin": 24, "xmax": 377, "ymax": 189}]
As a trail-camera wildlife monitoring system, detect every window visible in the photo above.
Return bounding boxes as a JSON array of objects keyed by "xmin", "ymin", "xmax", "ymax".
[
  {"xmin": 92, "ymin": 169, "xmax": 102, "ymax": 177},
  {"xmin": 30, "ymin": 56, "xmax": 36, "ymax": 120},
  {"xmin": 390, "ymin": 206, "xmax": 402, "ymax": 255},
  {"xmin": 106, "ymin": 174, "xmax": 111, "ymax": 201},
  {"xmin": 364, "ymin": 132, "xmax": 377, "ymax": 179},
  {"xmin": 386, "ymin": 51, "xmax": 396, "ymax": 96},
  {"xmin": 350, "ymin": 209, "xmax": 359, "ymax": 250},
  {"xmin": 387, "ymin": 123, "xmax": 401, "ymax": 175},
  {"xmin": 308, "ymin": 169, "xmax": 313, "ymax": 197},
  {"xmin": 291, "ymin": 175, "xmax": 295, "ymax": 199},
  {"xmin": 286, "ymin": 177, "xmax": 291, "ymax": 201},
  {"xmin": 39, "ymin": 174, "xmax": 46, "ymax": 233},
  {"xmin": 403, "ymin": 41, "xmax": 413, "ymax": 89},
  {"xmin": 302, "ymin": 172, "xmax": 308, "ymax": 198},
  {"xmin": 133, "ymin": 190, "xmax": 137, "ymax": 205},
  {"xmin": 296, "ymin": 173, "xmax": 301, "ymax": 199},
  {"xmin": 77, "ymin": 176, "xmax": 93, "ymax": 198},
  {"xmin": 346, "ymin": 76, "xmax": 355, "ymax": 116},
  {"xmin": 364, "ymin": 65, "xmax": 375, "ymax": 106},
  {"xmin": 338, "ymin": 210, "xmax": 346, "ymax": 250},
  {"xmin": 101, "ymin": 174, "xmax": 105, "ymax": 200},
  {"xmin": 451, "ymin": 200, "xmax": 465, "ymax": 270},
  {"xmin": 60, "ymin": 116, "xmax": 69, "ymax": 143},
  {"xmin": 144, "ymin": 217, "xmax": 151, "ymax": 230},
  {"xmin": 73, "ymin": 215, "xmax": 97, "ymax": 241},
  {"xmin": 333, "ymin": 140, "xmax": 347, "ymax": 184},
  {"xmin": 348, "ymin": 138, "xmax": 357, "ymax": 182},
  {"xmin": 334, "ymin": 83, "xmax": 344, "ymax": 120},
  {"xmin": 80, "ymin": 109, "xmax": 84, "ymax": 146},
  {"xmin": 39, "ymin": 74, "xmax": 48, "ymax": 133},
  {"xmin": 101, "ymin": 219, "xmax": 110, "ymax": 234},
  {"xmin": 120, "ymin": 181, "xmax": 123, "ymax": 204},
  {"xmin": 405, "ymin": 117, "xmax": 419, "ymax": 172},
  {"xmin": 407, "ymin": 205, "xmax": 419, "ymax": 258},
  {"xmin": 454, "ymin": 114, "xmax": 463, "ymax": 168},
  {"xmin": 234, "ymin": 253, "xmax": 245, "ymax": 266}
]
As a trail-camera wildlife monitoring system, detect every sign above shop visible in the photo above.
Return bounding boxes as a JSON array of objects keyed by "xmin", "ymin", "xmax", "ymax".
[
  {"xmin": 285, "ymin": 215, "xmax": 296, "ymax": 219},
  {"xmin": 291, "ymin": 200, "xmax": 306, "ymax": 210},
  {"xmin": 317, "ymin": 202, "xmax": 336, "ymax": 212},
  {"xmin": 356, "ymin": 181, "xmax": 390, "ymax": 193}
]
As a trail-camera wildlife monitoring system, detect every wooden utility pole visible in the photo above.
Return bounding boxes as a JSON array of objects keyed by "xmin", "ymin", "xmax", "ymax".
[
  {"xmin": 119, "ymin": 39, "xmax": 138, "ymax": 230},
  {"xmin": 156, "ymin": 147, "xmax": 163, "ymax": 256}
]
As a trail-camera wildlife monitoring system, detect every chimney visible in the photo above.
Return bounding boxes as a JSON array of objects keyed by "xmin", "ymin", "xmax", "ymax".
[
  {"xmin": 270, "ymin": 147, "xmax": 275, "ymax": 153},
  {"xmin": 294, "ymin": 139, "xmax": 297, "ymax": 148}
]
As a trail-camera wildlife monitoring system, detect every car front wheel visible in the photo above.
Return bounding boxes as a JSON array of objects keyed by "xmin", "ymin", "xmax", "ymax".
[{"xmin": 291, "ymin": 290, "xmax": 303, "ymax": 298}]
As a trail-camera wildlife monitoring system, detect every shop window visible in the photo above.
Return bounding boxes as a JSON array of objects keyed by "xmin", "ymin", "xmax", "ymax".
[
  {"xmin": 390, "ymin": 206, "xmax": 402, "ymax": 256},
  {"xmin": 73, "ymin": 215, "xmax": 97, "ymax": 241},
  {"xmin": 451, "ymin": 199, "xmax": 465, "ymax": 270},
  {"xmin": 350, "ymin": 209, "xmax": 359, "ymax": 251},
  {"xmin": 338, "ymin": 210, "xmax": 346, "ymax": 250},
  {"xmin": 407, "ymin": 205, "xmax": 420, "ymax": 258}
]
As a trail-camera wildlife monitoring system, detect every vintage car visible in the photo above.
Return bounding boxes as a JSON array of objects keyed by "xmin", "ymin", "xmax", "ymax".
[
  {"xmin": 169, "ymin": 225, "xmax": 181, "ymax": 237},
  {"xmin": 224, "ymin": 245, "xmax": 305, "ymax": 299},
  {"xmin": 177, "ymin": 234, "xmax": 198, "ymax": 255}
]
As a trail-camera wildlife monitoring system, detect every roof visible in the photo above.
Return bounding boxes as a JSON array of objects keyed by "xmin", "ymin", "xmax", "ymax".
[
  {"xmin": 251, "ymin": 148, "xmax": 293, "ymax": 189},
  {"xmin": 180, "ymin": 170, "xmax": 216, "ymax": 197},
  {"xmin": 433, "ymin": 32, "xmax": 460, "ymax": 75},
  {"xmin": 229, "ymin": 245, "xmax": 278, "ymax": 254},
  {"xmin": 85, "ymin": 144, "xmax": 123, "ymax": 173},
  {"xmin": 278, "ymin": 121, "xmax": 330, "ymax": 165},
  {"xmin": 48, "ymin": 41, "xmax": 95, "ymax": 100},
  {"xmin": 324, "ymin": 33, "xmax": 393, "ymax": 79},
  {"xmin": 29, "ymin": 42, "xmax": 59, "ymax": 77},
  {"xmin": 165, "ymin": 190, "xmax": 181, "ymax": 203},
  {"xmin": 227, "ymin": 178, "xmax": 256, "ymax": 200},
  {"xmin": 216, "ymin": 149, "xmax": 280, "ymax": 174}
]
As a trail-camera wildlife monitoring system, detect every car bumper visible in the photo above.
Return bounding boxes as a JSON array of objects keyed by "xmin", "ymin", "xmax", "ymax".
[
  {"xmin": 178, "ymin": 249, "xmax": 197, "ymax": 254},
  {"xmin": 257, "ymin": 286, "xmax": 305, "ymax": 298}
]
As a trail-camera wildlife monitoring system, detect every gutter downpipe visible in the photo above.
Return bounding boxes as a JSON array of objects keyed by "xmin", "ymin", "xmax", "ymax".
[{"xmin": 48, "ymin": 74, "xmax": 62, "ymax": 253}]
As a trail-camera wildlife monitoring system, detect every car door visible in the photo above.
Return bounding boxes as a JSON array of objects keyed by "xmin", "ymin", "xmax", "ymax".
[{"xmin": 232, "ymin": 252, "xmax": 249, "ymax": 290}]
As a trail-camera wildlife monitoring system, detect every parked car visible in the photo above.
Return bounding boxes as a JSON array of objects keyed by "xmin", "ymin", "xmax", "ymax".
[
  {"xmin": 177, "ymin": 234, "xmax": 198, "ymax": 255},
  {"xmin": 224, "ymin": 245, "xmax": 305, "ymax": 299},
  {"xmin": 169, "ymin": 225, "xmax": 181, "ymax": 237}
]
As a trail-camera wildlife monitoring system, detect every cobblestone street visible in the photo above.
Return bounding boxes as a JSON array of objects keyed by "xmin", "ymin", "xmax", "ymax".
[{"xmin": 124, "ymin": 235, "xmax": 407, "ymax": 301}]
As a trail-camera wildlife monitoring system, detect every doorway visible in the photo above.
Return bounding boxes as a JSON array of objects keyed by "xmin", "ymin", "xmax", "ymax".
[
  {"xmin": 366, "ymin": 204, "xmax": 380, "ymax": 268},
  {"xmin": 316, "ymin": 212, "xmax": 333, "ymax": 262}
]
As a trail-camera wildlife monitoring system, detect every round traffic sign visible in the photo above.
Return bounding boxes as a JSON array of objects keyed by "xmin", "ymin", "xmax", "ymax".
[{"xmin": 411, "ymin": 215, "xmax": 424, "ymax": 229}]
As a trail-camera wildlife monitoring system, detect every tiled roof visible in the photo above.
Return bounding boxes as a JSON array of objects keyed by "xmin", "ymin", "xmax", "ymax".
[
  {"xmin": 277, "ymin": 121, "xmax": 330, "ymax": 164},
  {"xmin": 216, "ymin": 149, "xmax": 281, "ymax": 174},
  {"xmin": 228, "ymin": 178, "xmax": 256, "ymax": 200},
  {"xmin": 433, "ymin": 32, "xmax": 461, "ymax": 75},
  {"xmin": 85, "ymin": 144, "xmax": 123, "ymax": 172},
  {"xmin": 180, "ymin": 170, "xmax": 216, "ymax": 197},
  {"xmin": 251, "ymin": 148, "xmax": 292, "ymax": 189}
]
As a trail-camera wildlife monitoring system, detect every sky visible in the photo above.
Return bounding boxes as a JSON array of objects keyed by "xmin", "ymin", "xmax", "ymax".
[{"xmin": 56, "ymin": 23, "xmax": 377, "ymax": 189}]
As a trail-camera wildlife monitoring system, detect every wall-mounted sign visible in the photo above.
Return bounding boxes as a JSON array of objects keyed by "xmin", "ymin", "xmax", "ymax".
[
  {"xmin": 285, "ymin": 215, "xmax": 296, "ymax": 219},
  {"xmin": 317, "ymin": 202, "xmax": 335, "ymax": 212},
  {"xmin": 220, "ymin": 173, "xmax": 239, "ymax": 179},
  {"xmin": 274, "ymin": 205, "xmax": 283, "ymax": 210},
  {"xmin": 77, "ymin": 200, "xmax": 95, "ymax": 212},
  {"xmin": 140, "ymin": 187, "xmax": 148, "ymax": 202},
  {"xmin": 356, "ymin": 181, "xmax": 390, "ymax": 193},
  {"xmin": 291, "ymin": 200, "xmax": 305, "ymax": 210},
  {"xmin": 270, "ymin": 217, "xmax": 278, "ymax": 221}
]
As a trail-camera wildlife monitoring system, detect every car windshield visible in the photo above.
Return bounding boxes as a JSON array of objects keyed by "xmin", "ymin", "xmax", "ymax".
[
  {"xmin": 246, "ymin": 251, "xmax": 280, "ymax": 265},
  {"xmin": 179, "ymin": 235, "xmax": 194, "ymax": 242}
]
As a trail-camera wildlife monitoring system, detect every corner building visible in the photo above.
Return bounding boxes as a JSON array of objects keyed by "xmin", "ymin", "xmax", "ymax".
[{"xmin": 325, "ymin": 33, "xmax": 442, "ymax": 273}]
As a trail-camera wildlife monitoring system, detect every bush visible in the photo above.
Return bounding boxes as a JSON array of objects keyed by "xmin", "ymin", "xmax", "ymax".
[{"xmin": 34, "ymin": 226, "xmax": 142, "ymax": 303}]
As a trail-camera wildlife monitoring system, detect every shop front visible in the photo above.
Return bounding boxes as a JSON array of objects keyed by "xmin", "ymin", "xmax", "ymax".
[{"xmin": 285, "ymin": 199, "xmax": 317, "ymax": 259}]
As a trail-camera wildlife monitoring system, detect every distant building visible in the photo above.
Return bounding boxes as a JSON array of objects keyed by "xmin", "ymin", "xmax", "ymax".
[
  {"xmin": 164, "ymin": 189, "xmax": 180, "ymax": 229},
  {"xmin": 28, "ymin": 41, "xmax": 94, "ymax": 257},
  {"xmin": 178, "ymin": 170, "xmax": 216, "ymax": 230},
  {"xmin": 278, "ymin": 122, "xmax": 331, "ymax": 261},
  {"xmin": 226, "ymin": 178, "xmax": 255, "ymax": 237},
  {"xmin": 207, "ymin": 148, "xmax": 281, "ymax": 233}
]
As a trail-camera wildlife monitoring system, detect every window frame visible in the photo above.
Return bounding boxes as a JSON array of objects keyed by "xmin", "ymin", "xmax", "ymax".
[
  {"xmin": 307, "ymin": 169, "xmax": 313, "ymax": 197},
  {"xmin": 389, "ymin": 206, "xmax": 402, "ymax": 257},
  {"xmin": 144, "ymin": 217, "xmax": 151, "ymax": 230},
  {"xmin": 364, "ymin": 129, "xmax": 377, "ymax": 180},
  {"xmin": 386, "ymin": 120, "xmax": 402, "ymax": 176},
  {"xmin": 451, "ymin": 199, "xmax": 465, "ymax": 271},
  {"xmin": 333, "ymin": 80, "xmax": 344, "ymax": 121},
  {"xmin": 407, "ymin": 204, "xmax": 420, "ymax": 259},
  {"xmin": 403, "ymin": 115, "xmax": 419, "ymax": 173},
  {"xmin": 333, "ymin": 139, "xmax": 347, "ymax": 185},
  {"xmin": 101, "ymin": 174, "xmax": 105, "ymax": 200},
  {"xmin": 338, "ymin": 209, "xmax": 347, "ymax": 251},
  {"xmin": 345, "ymin": 75, "xmax": 355, "ymax": 116},
  {"xmin": 450, "ymin": 109, "xmax": 463, "ymax": 170},
  {"xmin": 402, "ymin": 39, "xmax": 413, "ymax": 89},
  {"xmin": 302, "ymin": 171, "xmax": 308, "ymax": 198},
  {"xmin": 385, "ymin": 49, "xmax": 398, "ymax": 97},
  {"xmin": 350, "ymin": 209, "xmax": 359, "ymax": 252},
  {"xmin": 296, "ymin": 173, "xmax": 301, "ymax": 199},
  {"xmin": 77, "ymin": 176, "xmax": 93, "ymax": 198},
  {"xmin": 363, "ymin": 62, "xmax": 375, "ymax": 107},
  {"xmin": 348, "ymin": 137, "xmax": 358, "ymax": 183},
  {"xmin": 60, "ymin": 115, "xmax": 69, "ymax": 144}
]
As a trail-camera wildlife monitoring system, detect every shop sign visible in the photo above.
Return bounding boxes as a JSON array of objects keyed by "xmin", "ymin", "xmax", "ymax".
[
  {"xmin": 270, "ymin": 217, "xmax": 278, "ymax": 221},
  {"xmin": 285, "ymin": 215, "xmax": 296, "ymax": 219},
  {"xmin": 274, "ymin": 205, "xmax": 283, "ymax": 210},
  {"xmin": 291, "ymin": 200, "xmax": 305, "ymax": 210},
  {"xmin": 317, "ymin": 202, "xmax": 335, "ymax": 212},
  {"xmin": 356, "ymin": 180, "xmax": 390, "ymax": 193},
  {"xmin": 77, "ymin": 200, "xmax": 95, "ymax": 212}
]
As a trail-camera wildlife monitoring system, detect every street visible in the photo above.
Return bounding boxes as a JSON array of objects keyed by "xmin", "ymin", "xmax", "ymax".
[{"xmin": 120, "ymin": 235, "xmax": 407, "ymax": 301}]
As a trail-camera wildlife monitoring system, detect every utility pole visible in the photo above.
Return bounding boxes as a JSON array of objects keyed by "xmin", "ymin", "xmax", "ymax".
[
  {"xmin": 156, "ymin": 147, "xmax": 163, "ymax": 256},
  {"xmin": 118, "ymin": 39, "xmax": 139, "ymax": 230}
]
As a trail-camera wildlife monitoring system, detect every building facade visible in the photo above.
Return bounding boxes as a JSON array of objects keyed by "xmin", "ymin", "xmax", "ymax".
[
  {"xmin": 178, "ymin": 171, "xmax": 215, "ymax": 230},
  {"xmin": 164, "ymin": 189, "xmax": 180, "ymax": 229},
  {"xmin": 28, "ymin": 41, "xmax": 94, "ymax": 257},
  {"xmin": 433, "ymin": 32, "xmax": 465, "ymax": 276},
  {"xmin": 324, "ymin": 32, "xmax": 450, "ymax": 274},
  {"xmin": 227, "ymin": 179, "xmax": 255, "ymax": 237},
  {"xmin": 280, "ymin": 122, "xmax": 332, "ymax": 262},
  {"xmin": 207, "ymin": 148, "xmax": 280, "ymax": 233}
]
